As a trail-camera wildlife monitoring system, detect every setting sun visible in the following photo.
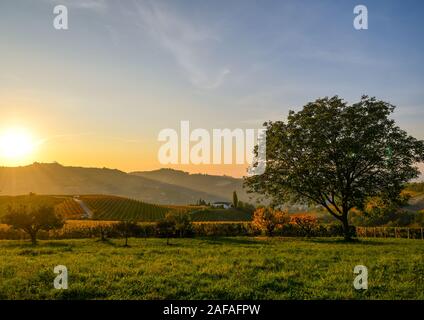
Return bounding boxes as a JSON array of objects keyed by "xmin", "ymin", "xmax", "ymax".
[{"xmin": 0, "ymin": 128, "xmax": 36, "ymax": 160}]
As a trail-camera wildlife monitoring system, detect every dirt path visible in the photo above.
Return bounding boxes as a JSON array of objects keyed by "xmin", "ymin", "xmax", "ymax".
[{"xmin": 73, "ymin": 197, "xmax": 94, "ymax": 219}]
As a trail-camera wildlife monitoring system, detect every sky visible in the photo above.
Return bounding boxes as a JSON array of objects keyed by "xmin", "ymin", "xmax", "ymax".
[{"xmin": 0, "ymin": 0, "xmax": 423, "ymax": 177}]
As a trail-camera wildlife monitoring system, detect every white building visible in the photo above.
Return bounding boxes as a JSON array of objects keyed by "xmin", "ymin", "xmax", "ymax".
[{"xmin": 211, "ymin": 202, "xmax": 232, "ymax": 209}]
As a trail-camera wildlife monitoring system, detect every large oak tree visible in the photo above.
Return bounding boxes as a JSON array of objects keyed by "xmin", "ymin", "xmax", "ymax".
[{"xmin": 245, "ymin": 96, "xmax": 424, "ymax": 240}]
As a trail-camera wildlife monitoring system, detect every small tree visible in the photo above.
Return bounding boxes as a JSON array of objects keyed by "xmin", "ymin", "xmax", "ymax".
[
  {"xmin": 233, "ymin": 191, "xmax": 238, "ymax": 208},
  {"xmin": 172, "ymin": 211, "xmax": 193, "ymax": 237},
  {"xmin": 92, "ymin": 223, "xmax": 112, "ymax": 241},
  {"xmin": 114, "ymin": 220, "xmax": 140, "ymax": 247},
  {"xmin": 2, "ymin": 205, "xmax": 64, "ymax": 245},
  {"xmin": 292, "ymin": 215, "xmax": 318, "ymax": 237},
  {"xmin": 252, "ymin": 207, "xmax": 288, "ymax": 236},
  {"xmin": 196, "ymin": 198, "xmax": 207, "ymax": 206},
  {"xmin": 156, "ymin": 211, "xmax": 193, "ymax": 244},
  {"xmin": 156, "ymin": 218, "xmax": 176, "ymax": 245}
]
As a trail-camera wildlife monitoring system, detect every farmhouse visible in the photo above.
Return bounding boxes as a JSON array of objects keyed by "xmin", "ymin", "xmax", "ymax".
[{"xmin": 211, "ymin": 201, "xmax": 232, "ymax": 209}]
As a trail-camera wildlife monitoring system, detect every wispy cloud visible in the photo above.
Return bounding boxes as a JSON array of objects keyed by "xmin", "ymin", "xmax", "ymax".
[
  {"xmin": 47, "ymin": 0, "xmax": 108, "ymax": 13},
  {"xmin": 132, "ymin": 0, "xmax": 230, "ymax": 89}
]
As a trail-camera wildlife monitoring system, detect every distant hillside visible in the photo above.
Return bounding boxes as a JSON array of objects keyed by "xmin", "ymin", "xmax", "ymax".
[
  {"xmin": 405, "ymin": 193, "xmax": 424, "ymax": 212},
  {"xmin": 0, "ymin": 163, "xmax": 227, "ymax": 205},
  {"xmin": 131, "ymin": 168, "xmax": 255, "ymax": 203},
  {"xmin": 404, "ymin": 182, "xmax": 424, "ymax": 212}
]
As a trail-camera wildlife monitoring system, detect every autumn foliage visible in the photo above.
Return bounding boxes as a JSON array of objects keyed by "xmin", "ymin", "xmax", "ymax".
[
  {"xmin": 290, "ymin": 215, "xmax": 319, "ymax": 237},
  {"xmin": 252, "ymin": 207, "xmax": 289, "ymax": 236}
]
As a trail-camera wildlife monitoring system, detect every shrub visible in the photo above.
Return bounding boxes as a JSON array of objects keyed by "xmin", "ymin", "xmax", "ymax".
[
  {"xmin": 156, "ymin": 211, "xmax": 193, "ymax": 244},
  {"xmin": 193, "ymin": 222, "xmax": 257, "ymax": 237},
  {"xmin": 252, "ymin": 207, "xmax": 289, "ymax": 236},
  {"xmin": 112, "ymin": 221, "xmax": 141, "ymax": 246},
  {"xmin": 291, "ymin": 215, "xmax": 319, "ymax": 237}
]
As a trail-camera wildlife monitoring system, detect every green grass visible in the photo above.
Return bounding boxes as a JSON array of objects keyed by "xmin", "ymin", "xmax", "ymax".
[{"xmin": 0, "ymin": 237, "xmax": 422, "ymax": 300}]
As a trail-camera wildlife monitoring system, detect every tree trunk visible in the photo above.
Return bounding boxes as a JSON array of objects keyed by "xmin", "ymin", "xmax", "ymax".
[
  {"xmin": 341, "ymin": 215, "xmax": 352, "ymax": 241},
  {"xmin": 125, "ymin": 235, "xmax": 128, "ymax": 247},
  {"xmin": 30, "ymin": 232, "xmax": 37, "ymax": 245}
]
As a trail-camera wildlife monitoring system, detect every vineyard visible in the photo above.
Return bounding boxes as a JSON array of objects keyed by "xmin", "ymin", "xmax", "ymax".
[
  {"xmin": 0, "ymin": 195, "xmax": 245, "ymax": 222},
  {"xmin": 55, "ymin": 198, "xmax": 85, "ymax": 219},
  {"xmin": 78, "ymin": 195, "xmax": 174, "ymax": 221}
]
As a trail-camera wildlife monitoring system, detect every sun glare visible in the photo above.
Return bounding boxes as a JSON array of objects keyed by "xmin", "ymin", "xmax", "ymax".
[{"xmin": 0, "ymin": 128, "xmax": 35, "ymax": 160}]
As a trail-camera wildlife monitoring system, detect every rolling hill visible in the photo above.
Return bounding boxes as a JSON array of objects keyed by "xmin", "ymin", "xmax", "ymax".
[
  {"xmin": 0, "ymin": 163, "xmax": 230, "ymax": 205},
  {"xmin": 131, "ymin": 168, "xmax": 254, "ymax": 203},
  {"xmin": 405, "ymin": 192, "xmax": 424, "ymax": 212}
]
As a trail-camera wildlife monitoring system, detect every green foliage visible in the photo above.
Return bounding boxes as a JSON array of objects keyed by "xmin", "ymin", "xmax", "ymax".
[
  {"xmin": 349, "ymin": 192, "xmax": 424, "ymax": 227},
  {"xmin": 112, "ymin": 221, "xmax": 141, "ymax": 246},
  {"xmin": 350, "ymin": 209, "xmax": 424, "ymax": 227},
  {"xmin": 406, "ymin": 182, "xmax": 424, "ymax": 193},
  {"xmin": 245, "ymin": 96, "xmax": 424, "ymax": 240},
  {"xmin": 156, "ymin": 211, "xmax": 193, "ymax": 244},
  {"xmin": 237, "ymin": 201, "xmax": 256, "ymax": 213},
  {"xmin": 168, "ymin": 211, "xmax": 193, "ymax": 237},
  {"xmin": 233, "ymin": 191, "xmax": 238, "ymax": 208}
]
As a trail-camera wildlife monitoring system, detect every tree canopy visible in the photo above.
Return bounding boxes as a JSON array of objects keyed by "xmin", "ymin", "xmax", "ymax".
[
  {"xmin": 2, "ymin": 205, "xmax": 64, "ymax": 245},
  {"xmin": 245, "ymin": 96, "xmax": 424, "ymax": 240}
]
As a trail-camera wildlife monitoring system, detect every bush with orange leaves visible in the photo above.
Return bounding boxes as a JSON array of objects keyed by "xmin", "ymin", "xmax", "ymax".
[
  {"xmin": 252, "ymin": 207, "xmax": 289, "ymax": 236},
  {"xmin": 291, "ymin": 215, "xmax": 318, "ymax": 237}
]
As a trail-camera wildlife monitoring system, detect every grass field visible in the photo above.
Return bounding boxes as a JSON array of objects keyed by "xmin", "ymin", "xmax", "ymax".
[{"xmin": 0, "ymin": 237, "xmax": 422, "ymax": 300}]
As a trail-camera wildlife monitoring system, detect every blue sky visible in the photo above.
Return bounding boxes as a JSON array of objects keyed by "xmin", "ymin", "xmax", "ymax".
[{"xmin": 0, "ymin": 0, "xmax": 423, "ymax": 175}]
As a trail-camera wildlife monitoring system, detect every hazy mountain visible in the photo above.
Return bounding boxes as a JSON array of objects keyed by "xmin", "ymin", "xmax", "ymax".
[
  {"xmin": 131, "ymin": 168, "xmax": 255, "ymax": 203},
  {"xmin": 406, "ymin": 193, "xmax": 424, "ymax": 212},
  {"xmin": 0, "ymin": 163, "xmax": 228, "ymax": 205}
]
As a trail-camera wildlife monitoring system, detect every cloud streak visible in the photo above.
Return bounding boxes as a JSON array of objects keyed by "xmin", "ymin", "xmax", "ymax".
[{"xmin": 133, "ymin": 0, "xmax": 230, "ymax": 89}]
